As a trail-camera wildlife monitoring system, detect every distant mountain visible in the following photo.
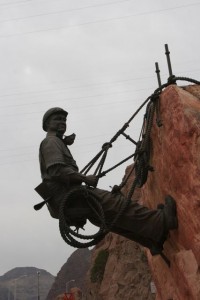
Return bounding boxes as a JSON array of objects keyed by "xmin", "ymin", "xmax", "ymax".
[
  {"xmin": 46, "ymin": 248, "xmax": 91, "ymax": 300},
  {"xmin": 0, "ymin": 249, "xmax": 91, "ymax": 300},
  {"xmin": 0, "ymin": 266, "xmax": 54, "ymax": 300}
]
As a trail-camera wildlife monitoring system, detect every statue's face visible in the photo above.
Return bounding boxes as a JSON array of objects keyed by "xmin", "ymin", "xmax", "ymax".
[{"xmin": 46, "ymin": 113, "xmax": 67, "ymax": 134}]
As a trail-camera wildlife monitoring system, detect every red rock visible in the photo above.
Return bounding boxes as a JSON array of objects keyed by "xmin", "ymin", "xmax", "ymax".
[
  {"xmin": 83, "ymin": 233, "xmax": 155, "ymax": 300},
  {"xmin": 142, "ymin": 84, "xmax": 200, "ymax": 300}
]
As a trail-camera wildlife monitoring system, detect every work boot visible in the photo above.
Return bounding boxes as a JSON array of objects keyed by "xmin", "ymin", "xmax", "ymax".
[
  {"xmin": 150, "ymin": 195, "xmax": 178, "ymax": 257},
  {"xmin": 163, "ymin": 195, "xmax": 178, "ymax": 231}
]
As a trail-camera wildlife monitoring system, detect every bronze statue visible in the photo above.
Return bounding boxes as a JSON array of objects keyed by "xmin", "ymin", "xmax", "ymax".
[{"xmin": 35, "ymin": 107, "xmax": 178, "ymax": 255}]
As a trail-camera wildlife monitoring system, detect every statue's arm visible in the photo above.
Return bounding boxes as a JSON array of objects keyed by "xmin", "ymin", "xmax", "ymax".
[{"xmin": 48, "ymin": 165, "xmax": 98, "ymax": 187}]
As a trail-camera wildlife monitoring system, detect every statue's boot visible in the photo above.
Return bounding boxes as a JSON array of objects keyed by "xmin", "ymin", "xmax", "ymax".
[
  {"xmin": 163, "ymin": 195, "xmax": 178, "ymax": 230},
  {"xmin": 150, "ymin": 195, "xmax": 178, "ymax": 261}
]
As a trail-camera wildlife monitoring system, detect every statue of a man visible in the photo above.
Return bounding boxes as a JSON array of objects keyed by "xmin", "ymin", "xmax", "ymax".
[{"xmin": 37, "ymin": 107, "xmax": 178, "ymax": 254}]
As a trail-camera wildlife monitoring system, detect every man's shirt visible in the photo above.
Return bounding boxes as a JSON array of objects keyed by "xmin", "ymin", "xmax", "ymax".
[{"xmin": 39, "ymin": 132, "xmax": 78, "ymax": 181}]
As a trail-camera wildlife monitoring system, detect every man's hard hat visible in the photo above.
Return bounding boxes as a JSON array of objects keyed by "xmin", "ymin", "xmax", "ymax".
[{"xmin": 42, "ymin": 107, "xmax": 68, "ymax": 131}]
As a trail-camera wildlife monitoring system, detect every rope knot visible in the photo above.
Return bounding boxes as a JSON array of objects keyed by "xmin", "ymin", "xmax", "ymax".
[
  {"xmin": 150, "ymin": 93, "xmax": 160, "ymax": 102},
  {"xmin": 102, "ymin": 142, "xmax": 112, "ymax": 150},
  {"xmin": 167, "ymin": 75, "xmax": 176, "ymax": 84}
]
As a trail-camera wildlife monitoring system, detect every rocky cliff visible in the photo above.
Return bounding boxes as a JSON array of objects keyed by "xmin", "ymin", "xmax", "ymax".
[
  {"xmin": 83, "ymin": 233, "xmax": 155, "ymax": 300},
  {"xmin": 141, "ymin": 84, "xmax": 200, "ymax": 300},
  {"xmin": 82, "ymin": 84, "xmax": 200, "ymax": 300}
]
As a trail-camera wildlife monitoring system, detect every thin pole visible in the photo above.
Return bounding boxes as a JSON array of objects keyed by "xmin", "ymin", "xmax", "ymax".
[
  {"xmin": 165, "ymin": 44, "xmax": 173, "ymax": 77},
  {"xmin": 37, "ymin": 271, "xmax": 40, "ymax": 300},
  {"xmin": 14, "ymin": 280, "xmax": 17, "ymax": 300},
  {"xmin": 155, "ymin": 62, "xmax": 162, "ymax": 88}
]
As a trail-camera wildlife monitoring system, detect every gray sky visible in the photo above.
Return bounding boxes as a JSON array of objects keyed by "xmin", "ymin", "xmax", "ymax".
[{"xmin": 0, "ymin": 0, "xmax": 200, "ymax": 276}]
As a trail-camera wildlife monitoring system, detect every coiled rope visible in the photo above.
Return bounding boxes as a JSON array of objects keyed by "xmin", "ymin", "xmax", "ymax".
[{"xmin": 59, "ymin": 186, "xmax": 107, "ymax": 248}]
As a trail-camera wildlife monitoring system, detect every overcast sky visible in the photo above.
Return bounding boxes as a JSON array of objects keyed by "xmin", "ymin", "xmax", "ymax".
[{"xmin": 0, "ymin": 0, "xmax": 200, "ymax": 278}]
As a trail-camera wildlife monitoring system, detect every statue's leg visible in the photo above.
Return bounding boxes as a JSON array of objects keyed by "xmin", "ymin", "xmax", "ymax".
[{"xmin": 92, "ymin": 188, "xmax": 177, "ymax": 250}]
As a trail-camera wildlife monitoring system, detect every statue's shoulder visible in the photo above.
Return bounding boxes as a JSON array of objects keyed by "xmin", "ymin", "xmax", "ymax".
[{"xmin": 40, "ymin": 135, "xmax": 63, "ymax": 148}]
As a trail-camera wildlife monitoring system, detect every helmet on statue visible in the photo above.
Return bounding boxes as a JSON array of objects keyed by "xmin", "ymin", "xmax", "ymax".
[{"xmin": 42, "ymin": 107, "xmax": 68, "ymax": 131}]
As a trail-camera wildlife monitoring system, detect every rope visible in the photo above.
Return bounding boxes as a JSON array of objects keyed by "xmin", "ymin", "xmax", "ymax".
[
  {"xmin": 99, "ymin": 153, "xmax": 135, "ymax": 178},
  {"xmin": 59, "ymin": 186, "xmax": 108, "ymax": 248},
  {"xmin": 58, "ymin": 184, "xmax": 137, "ymax": 248}
]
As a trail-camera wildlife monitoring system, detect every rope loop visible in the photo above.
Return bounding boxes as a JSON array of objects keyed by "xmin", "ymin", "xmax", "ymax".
[
  {"xmin": 59, "ymin": 186, "xmax": 108, "ymax": 248},
  {"xmin": 175, "ymin": 76, "xmax": 200, "ymax": 85}
]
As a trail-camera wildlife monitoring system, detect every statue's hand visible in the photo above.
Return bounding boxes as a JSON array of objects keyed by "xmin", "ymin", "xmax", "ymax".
[{"xmin": 85, "ymin": 175, "xmax": 98, "ymax": 187}]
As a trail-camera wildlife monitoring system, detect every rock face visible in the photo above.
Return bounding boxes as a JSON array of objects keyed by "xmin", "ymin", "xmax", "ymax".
[
  {"xmin": 83, "ymin": 233, "xmax": 155, "ymax": 300},
  {"xmin": 141, "ymin": 84, "xmax": 200, "ymax": 300}
]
